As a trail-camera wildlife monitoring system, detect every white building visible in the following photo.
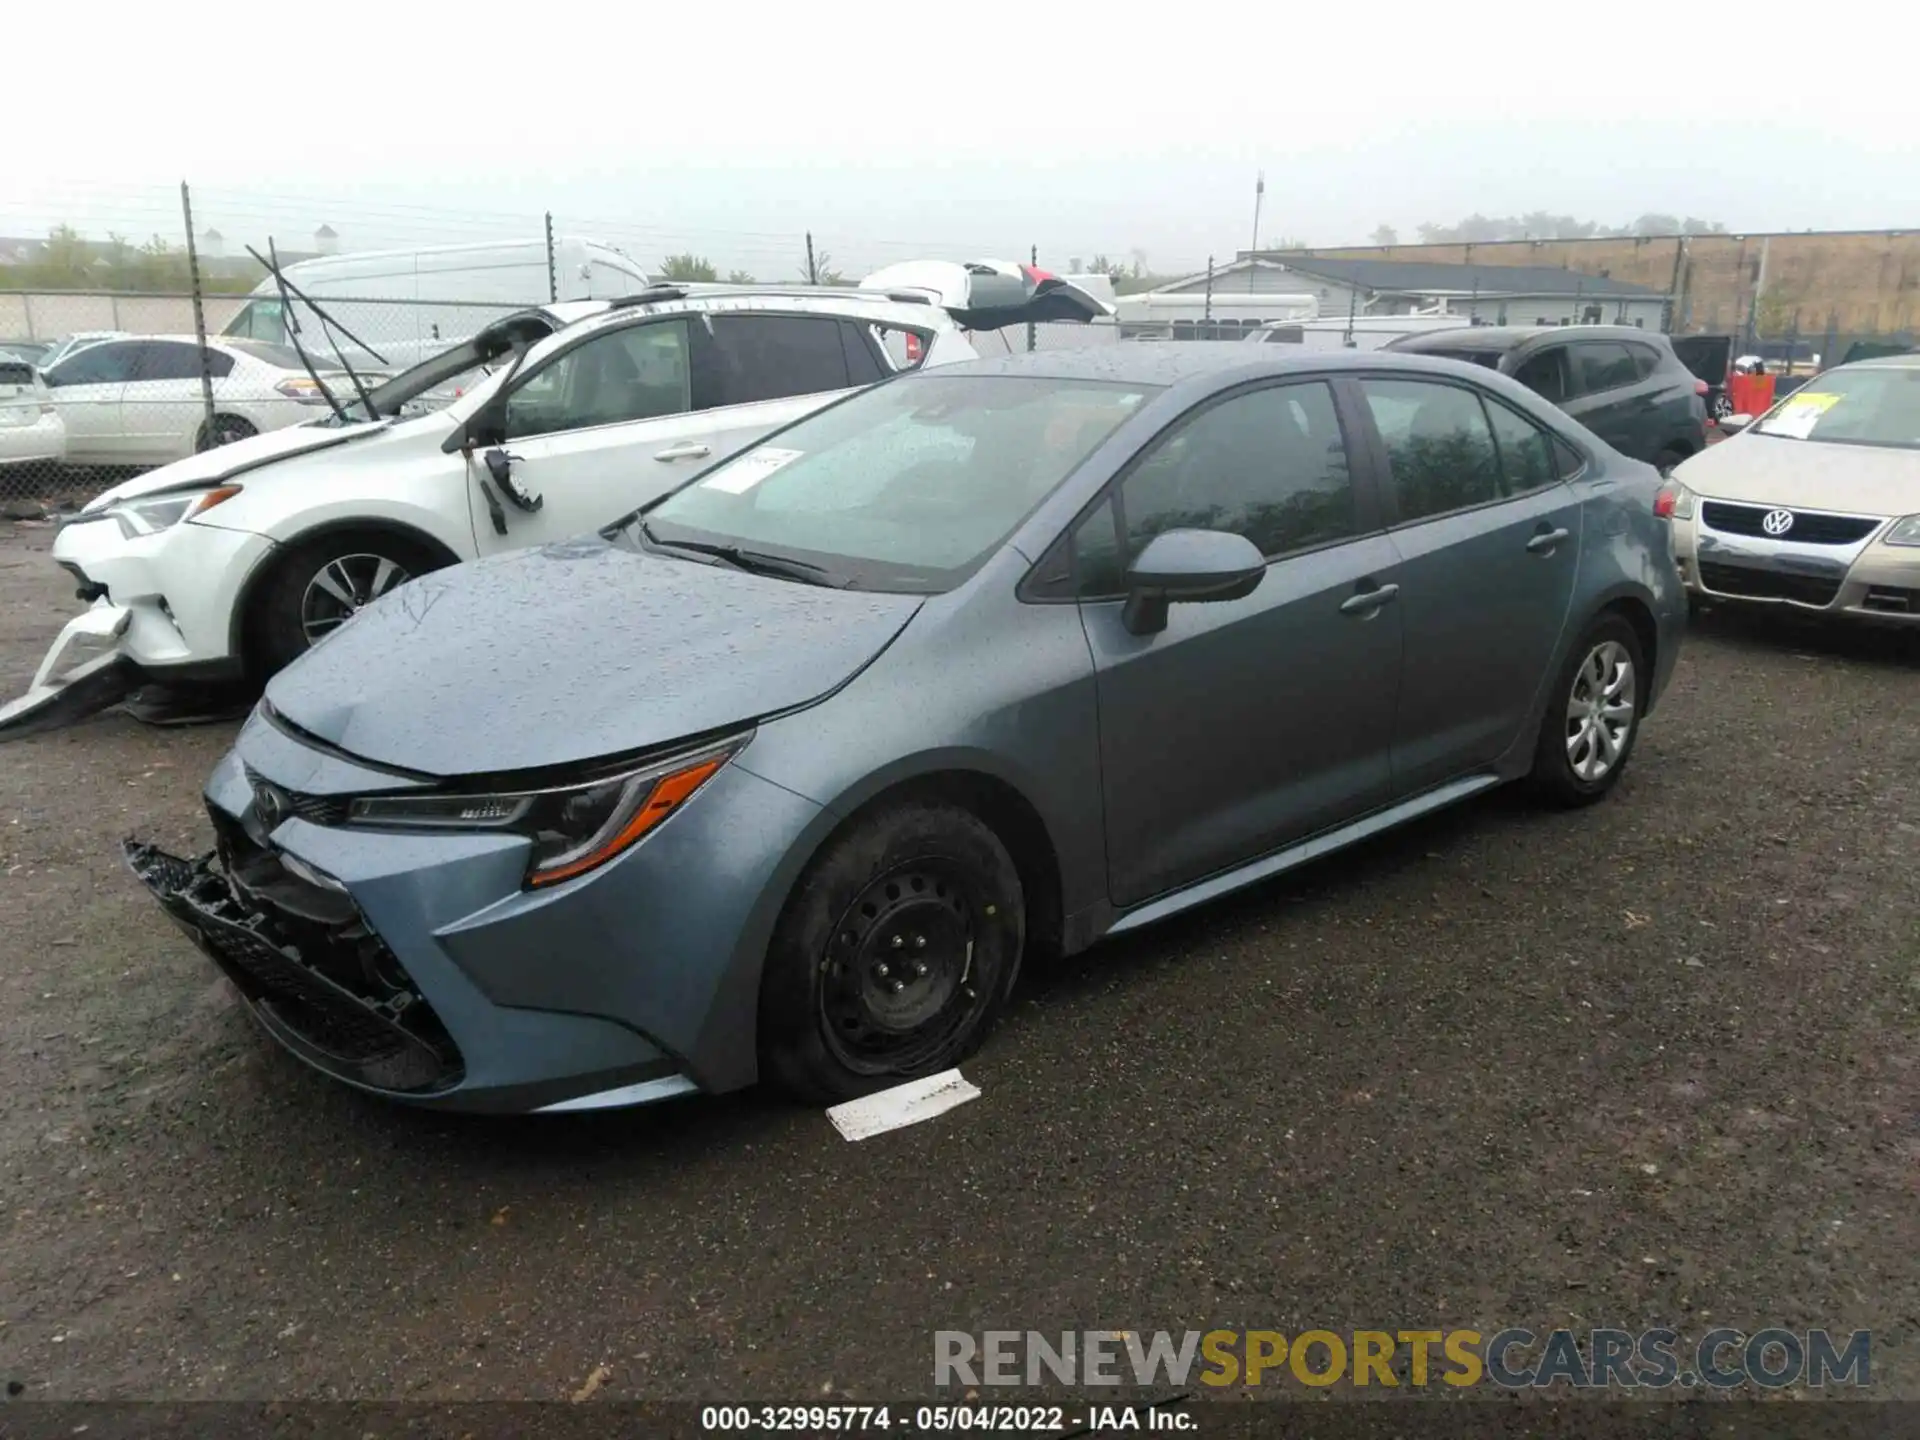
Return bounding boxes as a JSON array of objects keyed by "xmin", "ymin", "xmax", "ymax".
[{"xmin": 1121, "ymin": 254, "xmax": 1670, "ymax": 338}]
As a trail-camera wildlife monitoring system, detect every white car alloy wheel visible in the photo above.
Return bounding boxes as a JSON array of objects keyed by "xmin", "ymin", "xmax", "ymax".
[
  {"xmin": 1565, "ymin": 639, "xmax": 1636, "ymax": 782},
  {"xmin": 300, "ymin": 553, "xmax": 414, "ymax": 644}
]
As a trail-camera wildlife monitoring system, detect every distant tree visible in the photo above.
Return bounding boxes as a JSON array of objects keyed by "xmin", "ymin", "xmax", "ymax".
[
  {"xmin": 658, "ymin": 252, "xmax": 719, "ymax": 282},
  {"xmin": 1369, "ymin": 225, "xmax": 1399, "ymax": 246},
  {"xmin": 1414, "ymin": 212, "xmax": 1726, "ymax": 244},
  {"xmin": 802, "ymin": 248, "xmax": 848, "ymax": 285},
  {"xmin": 1263, "ymin": 235, "xmax": 1308, "ymax": 251},
  {"xmin": 724, "ymin": 269, "xmax": 756, "ymax": 284},
  {"xmin": 1086, "ymin": 254, "xmax": 1135, "ymax": 277}
]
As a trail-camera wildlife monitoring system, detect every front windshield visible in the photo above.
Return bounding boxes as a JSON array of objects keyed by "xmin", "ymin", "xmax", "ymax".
[
  {"xmin": 1753, "ymin": 366, "xmax": 1920, "ymax": 449},
  {"xmin": 639, "ymin": 373, "xmax": 1158, "ymax": 592},
  {"xmin": 311, "ymin": 322, "xmax": 539, "ymax": 426}
]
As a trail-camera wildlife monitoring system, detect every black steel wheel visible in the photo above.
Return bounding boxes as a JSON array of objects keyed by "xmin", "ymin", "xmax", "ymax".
[{"xmin": 760, "ymin": 802, "xmax": 1024, "ymax": 1103}]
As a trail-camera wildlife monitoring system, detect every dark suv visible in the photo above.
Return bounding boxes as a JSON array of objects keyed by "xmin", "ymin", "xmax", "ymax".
[{"xmin": 1385, "ymin": 325, "xmax": 1707, "ymax": 472}]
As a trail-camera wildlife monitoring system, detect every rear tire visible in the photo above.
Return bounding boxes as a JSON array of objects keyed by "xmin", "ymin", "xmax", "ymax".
[
  {"xmin": 1527, "ymin": 614, "xmax": 1646, "ymax": 809},
  {"xmin": 1654, "ymin": 447, "xmax": 1688, "ymax": 477},
  {"xmin": 248, "ymin": 531, "xmax": 446, "ymax": 679},
  {"xmin": 759, "ymin": 801, "xmax": 1025, "ymax": 1105},
  {"xmin": 195, "ymin": 414, "xmax": 257, "ymax": 452}
]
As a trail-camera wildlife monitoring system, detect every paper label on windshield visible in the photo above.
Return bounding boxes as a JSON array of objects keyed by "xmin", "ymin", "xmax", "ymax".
[
  {"xmin": 701, "ymin": 447, "xmax": 803, "ymax": 495},
  {"xmin": 1758, "ymin": 391, "xmax": 1841, "ymax": 439}
]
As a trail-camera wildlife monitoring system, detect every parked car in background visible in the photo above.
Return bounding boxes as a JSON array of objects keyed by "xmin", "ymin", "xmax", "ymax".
[
  {"xmin": 0, "ymin": 338, "xmax": 54, "ymax": 367},
  {"xmin": 0, "ymin": 263, "xmax": 1114, "ymax": 738},
  {"xmin": 124, "ymin": 343, "xmax": 1683, "ymax": 1114},
  {"xmin": 0, "ymin": 353, "xmax": 65, "ymax": 473},
  {"xmin": 1385, "ymin": 325, "xmax": 1708, "ymax": 471},
  {"xmin": 40, "ymin": 335, "xmax": 379, "ymax": 466},
  {"xmin": 1664, "ymin": 354, "xmax": 1920, "ymax": 622},
  {"xmin": 1670, "ymin": 333, "xmax": 1734, "ymax": 420},
  {"xmin": 34, "ymin": 331, "xmax": 128, "ymax": 373}
]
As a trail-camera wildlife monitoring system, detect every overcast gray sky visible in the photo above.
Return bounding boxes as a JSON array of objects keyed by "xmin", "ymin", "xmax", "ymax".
[{"xmin": 10, "ymin": 0, "xmax": 1915, "ymax": 277}]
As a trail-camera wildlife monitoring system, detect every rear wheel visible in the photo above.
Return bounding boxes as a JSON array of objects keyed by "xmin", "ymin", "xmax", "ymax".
[
  {"xmin": 1527, "ymin": 614, "xmax": 1646, "ymax": 808},
  {"xmin": 195, "ymin": 414, "xmax": 257, "ymax": 452},
  {"xmin": 1654, "ymin": 447, "xmax": 1688, "ymax": 477},
  {"xmin": 249, "ymin": 531, "xmax": 446, "ymax": 679},
  {"xmin": 759, "ymin": 801, "xmax": 1025, "ymax": 1104}
]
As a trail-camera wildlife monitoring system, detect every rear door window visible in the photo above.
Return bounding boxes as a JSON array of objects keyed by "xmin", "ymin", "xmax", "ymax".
[
  {"xmin": 1511, "ymin": 347, "xmax": 1570, "ymax": 403},
  {"xmin": 1359, "ymin": 377, "xmax": 1503, "ymax": 522},
  {"xmin": 700, "ymin": 314, "xmax": 853, "ymax": 408},
  {"xmin": 130, "ymin": 341, "xmax": 231, "ymax": 382},
  {"xmin": 1626, "ymin": 342, "xmax": 1663, "ymax": 380},
  {"xmin": 47, "ymin": 340, "xmax": 142, "ymax": 387},
  {"xmin": 1571, "ymin": 343, "xmax": 1640, "ymax": 396},
  {"xmin": 1483, "ymin": 398, "xmax": 1560, "ymax": 496}
]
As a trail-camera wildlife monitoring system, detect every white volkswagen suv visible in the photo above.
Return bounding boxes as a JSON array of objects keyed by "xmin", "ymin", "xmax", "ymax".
[{"xmin": 2, "ymin": 264, "xmax": 1112, "ymax": 735}]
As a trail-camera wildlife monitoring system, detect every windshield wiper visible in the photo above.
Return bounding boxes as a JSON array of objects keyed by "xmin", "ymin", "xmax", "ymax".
[{"xmin": 636, "ymin": 521, "xmax": 838, "ymax": 586}]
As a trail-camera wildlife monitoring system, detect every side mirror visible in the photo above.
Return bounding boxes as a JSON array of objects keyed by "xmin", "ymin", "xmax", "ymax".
[
  {"xmin": 1120, "ymin": 529, "xmax": 1266, "ymax": 636},
  {"xmin": 1718, "ymin": 413, "xmax": 1753, "ymax": 434}
]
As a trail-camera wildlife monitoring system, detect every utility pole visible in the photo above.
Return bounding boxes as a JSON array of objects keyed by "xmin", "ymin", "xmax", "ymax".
[
  {"xmin": 1204, "ymin": 256, "xmax": 1215, "ymax": 335},
  {"xmin": 805, "ymin": 232, "xmax": 818, "ymax": 285},
  {"xmin": 1250, "ymin": 172, "xmax": 1265, "ymax": 261},
  {"xmin": 179, "ymin": 181, "xmax": 216, "ymax": 440},
  {"xmin": 1028, "ymin": 244, "xmax": 1038, "ymax": 353},
  {"xmin": 544, "ymin": 212, "xmax": 557, "ymax": 302}
]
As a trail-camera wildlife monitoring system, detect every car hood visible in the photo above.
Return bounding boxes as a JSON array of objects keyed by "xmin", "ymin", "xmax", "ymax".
[
  {"xmin": 1674, "ymin": 434, "xmax": 1920, "ymax": 516},
  {"xmin": 262, "ymin": 535, "xmax": 925, "ymax": 777},
  {"xmin": 77, "ymin": 417, "xmax": 418, "ymax": 508}
]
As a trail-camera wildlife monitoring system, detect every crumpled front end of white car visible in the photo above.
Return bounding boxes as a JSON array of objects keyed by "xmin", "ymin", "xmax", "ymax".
[{"xmin": 0, "ymin": 486, "xmax": 272, "ymax": 737}]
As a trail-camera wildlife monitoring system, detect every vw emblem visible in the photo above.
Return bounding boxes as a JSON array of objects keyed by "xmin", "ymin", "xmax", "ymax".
[{"xmin": 1762, "ymin": 508, "xmax": 1795, "ymax": 537}]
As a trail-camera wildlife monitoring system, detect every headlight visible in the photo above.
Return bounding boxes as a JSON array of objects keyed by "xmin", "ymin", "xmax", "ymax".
[
  {"xmin": 1653, "ymin": 479, "xmax": 1695, "ymax": 520},
  {"xmin": 346, "ymin": 736, "xmax": 746, "ymax": 887},
  {"xmin": 106, "ymin": 485, "xmax": 242, "ymax": 537},
  {"xmin": 1883, "ymin": 515, "xmax": 1920, "ymax": 547},
  {"xmin": 275, "ymin": 376, "xmax": 346, "ymax": 405}
]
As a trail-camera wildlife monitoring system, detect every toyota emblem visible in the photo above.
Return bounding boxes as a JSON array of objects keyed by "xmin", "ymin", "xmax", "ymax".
[
  {"xmin": 1762, "ymin": 508, "xmax": 1795, "ymax": 536},
  {"xmin": 254, "ymin": 781, "xmax": 289, "ymax": 829}
]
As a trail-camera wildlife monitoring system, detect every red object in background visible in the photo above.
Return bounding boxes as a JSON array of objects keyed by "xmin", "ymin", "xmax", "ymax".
[{"xmin": 1728, "ymin": 373, "xmax": 1776, "ymax": 416}]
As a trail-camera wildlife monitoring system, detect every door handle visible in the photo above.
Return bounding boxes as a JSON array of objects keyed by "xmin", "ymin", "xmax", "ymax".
[
  {"xmin": 1339, "ymin": 582, "xmax": 1399, "ymax": 616},
  {"xmin": 1527, "ymin": 527, "xmax": 1571, "ymax": 554},
  {"xmin": 654, "ymin": 441, "xmax": 711, "ymax": 461}
]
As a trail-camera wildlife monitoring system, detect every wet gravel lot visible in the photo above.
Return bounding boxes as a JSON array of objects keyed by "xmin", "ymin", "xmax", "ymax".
[{"xmin": 0, "ymin": 518, "xmax": 1915, "ymax": 1403}]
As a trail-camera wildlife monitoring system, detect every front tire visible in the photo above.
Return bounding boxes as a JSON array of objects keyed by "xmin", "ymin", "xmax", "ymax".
[
  {"xmin": 1527, "ymin": 614, "xmax": 1646, "ymax": 808},
  {"xmin": 195, "ymin": 414, "xmax": 257, "ymax": 452},
  {"xmin": 249, "ymin": 532, "xmax": 444, "ymax": 679},
  {"xmin": 759, "ymin": 801, "xmax": 1025, "ymax": 1105}
]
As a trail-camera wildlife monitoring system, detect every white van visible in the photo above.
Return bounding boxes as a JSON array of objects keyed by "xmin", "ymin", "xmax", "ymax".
[{"xmin": 221, "ymin": 237, "xmax": 651, "ymax": 372}]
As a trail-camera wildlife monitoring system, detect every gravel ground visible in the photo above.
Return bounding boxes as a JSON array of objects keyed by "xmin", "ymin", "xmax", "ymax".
[{"xmin": 0, "ymin": 519, "xmax": 1915, "ymax": 1404}]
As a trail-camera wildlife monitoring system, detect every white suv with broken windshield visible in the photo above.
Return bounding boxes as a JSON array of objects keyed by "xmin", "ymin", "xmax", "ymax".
[{"xmin": 1, "ymin": 263, "xmax": 1113, "ymax": 737}]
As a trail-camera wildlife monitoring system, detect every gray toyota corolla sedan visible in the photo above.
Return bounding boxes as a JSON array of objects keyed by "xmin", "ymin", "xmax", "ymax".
[{"xmin": 127, "ymin": 346, "xmax": 1686, "ymax": 1114}]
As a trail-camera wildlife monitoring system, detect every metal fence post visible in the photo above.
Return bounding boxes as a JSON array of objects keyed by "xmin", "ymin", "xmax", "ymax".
[
  {"xmin": 180, "ymin": 181, "xmax": 216, "ymax": 442},
  {"xmin": 1027, "ymin": 244, "xmax": 1038, "ymax": 353},
  {"xmin": 806, "ymin": 232, "xmax": 818, "ymax": 285},
  {"xmin": 545, "ymin": 212, "xmax": 558, "ymax": 303}
]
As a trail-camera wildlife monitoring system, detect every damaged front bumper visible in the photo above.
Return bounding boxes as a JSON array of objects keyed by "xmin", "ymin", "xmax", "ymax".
[
  {"xmin": 121, "ymin": 735, "xmax": 717, "ymax": 1112},
  {"xmin": 125, "ymin": 839, "xmax": 468, "ymax": 1095},
  {"xmin": 0, "ymin": 604, "xmax": 139, "ymax": 739}
]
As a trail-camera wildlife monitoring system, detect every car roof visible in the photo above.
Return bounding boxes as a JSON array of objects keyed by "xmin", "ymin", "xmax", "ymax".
[
  {"xmin": 1394, "ymin": 324, "xmax": 1668, "ymax": 353},
  {"xmin": 900, "ymin": 344, "xmax": 1504, "ymax": 387},
  {"xmin": 1850, "ymin": 352, "xmax": 1920, "ymax": 371}
]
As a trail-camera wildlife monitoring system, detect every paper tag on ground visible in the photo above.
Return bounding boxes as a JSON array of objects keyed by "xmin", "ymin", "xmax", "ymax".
[
  {"xmin": 701, "ymin": 447, "xmax": 803, "ymax": 494},
  {"xmin": 827, "ymin": 1069, "xmax": 980, "ymax": 1140}
]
